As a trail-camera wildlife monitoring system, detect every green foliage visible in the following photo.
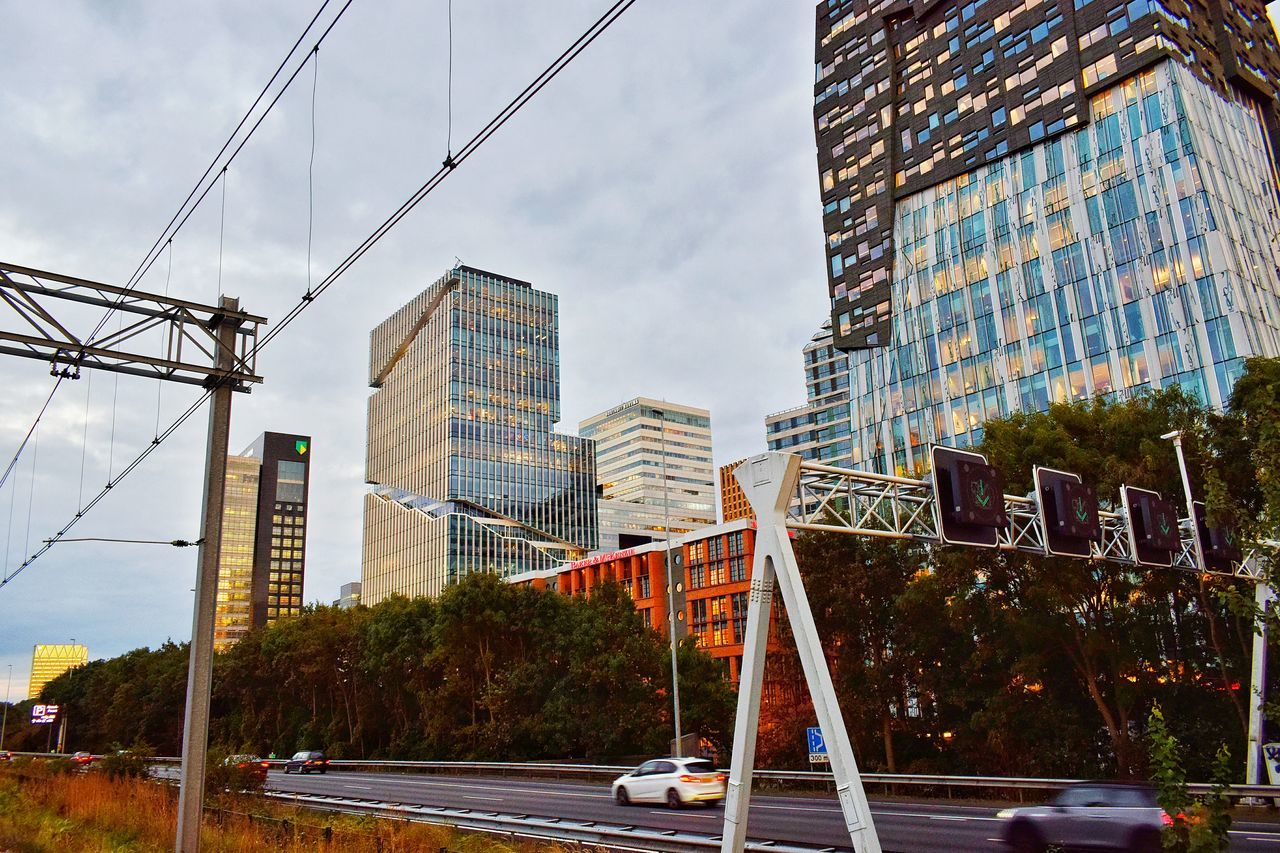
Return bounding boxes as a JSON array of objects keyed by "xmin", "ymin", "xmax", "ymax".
[
  {"xmin": 95, "ymin": 742, "xmax": 154, "ymax": 780},
  {"xmin": 32, "ymin": 574, "xmax": 733, "ymax": 763},
  {"xmin": 205, "ymin": 748, "xmax": 266, "ymax": 797},
  {"xmin": 1147, "ymin": 705, "xmax": 1232, "ymax": 852}
]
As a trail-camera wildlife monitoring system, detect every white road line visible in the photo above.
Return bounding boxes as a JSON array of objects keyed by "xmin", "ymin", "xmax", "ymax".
[
  {"xmin": 342, "ymin": 784, "xmax": 373, "ymax": 790},
  {"xmin": 302, "ymin": 776, "xmax": 611, "ymax": 800},
  {"xmin": 1241, "ymin": 837, "xmax": 1280, "ymax": 843},
  {"xmin": 646, "ymin": 811, "xmax": 717, "ymax": 818},
  {"xmin": 463, "ymin": 795, "xmax": 505, "ymax": 801}
]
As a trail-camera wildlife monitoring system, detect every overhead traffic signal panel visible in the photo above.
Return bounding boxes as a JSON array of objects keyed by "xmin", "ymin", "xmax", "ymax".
[
  {"xmin": 1123, "ymin": 486, "xmax": 1180, "ymax": 567},
  {"xmin": 1194, "ymin": 501, "xmax": 1244, "ymax": 572},
  {"xmin": 1033, "ymin": 467, "xmax": 1101, "ymax": 558},
  {"xmin": 931, "ymin": 446, "xmax": 1008, "ymax": 548}
]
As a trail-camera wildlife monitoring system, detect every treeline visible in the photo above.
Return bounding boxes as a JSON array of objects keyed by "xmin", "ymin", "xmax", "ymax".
[
  {"xmin": 6, "ymin": 576, "xmax": 735, "ymax": 761},
  {"xmin": 758, "ymin": 357, "xmax": 1280, "ymax": 781}
]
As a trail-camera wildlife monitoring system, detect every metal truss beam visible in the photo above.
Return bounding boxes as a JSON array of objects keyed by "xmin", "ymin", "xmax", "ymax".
[
  {"xmin": 789, "ymin": 458, "xmax": 1268, "ymax": 581},
  {"xmin": 0, "ymin": 262, "xmax": 264, "ymax": 390}
]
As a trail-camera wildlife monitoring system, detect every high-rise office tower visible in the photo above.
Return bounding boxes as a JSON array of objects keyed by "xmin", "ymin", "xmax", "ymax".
[
  {"xmin": 213, "ymin": 431, "xmax": 311, "ymax": 650},
  {"xmin": 813, "ymin": 0, "xmax": 1280, "ymax": 475},
  {"xmin": 28, "ymin": 643, "xmax": 88, "ymax": 700},
  {"xmin": 580, "ymin": 398, "xmax": 715, "ymax": 552},
  {"xmin": 362, "ymin": 265, "xmax": 598, "ymax": 604}
]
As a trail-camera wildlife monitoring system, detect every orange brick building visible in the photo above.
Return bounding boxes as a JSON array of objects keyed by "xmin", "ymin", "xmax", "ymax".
[
  {"xmin": 718, "ymin": 461, "xmax": 752, "ymax": 523},
  {"xmin": 514, "ymin": 519, "xmax": 780, "ymax": 685}
]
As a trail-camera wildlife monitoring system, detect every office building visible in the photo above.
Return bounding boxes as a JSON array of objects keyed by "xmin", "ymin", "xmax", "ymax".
[
  {"xmin": 811, "ymin": 0, "xmax": 1280, "ymax": 475},
  {"xmin": 580, "ymin": 398, "xmax": 716, "ymax": 552},
  {"xmin": 362, "ymin": 265, "xmax": 598, "ymax": 604},
  {"xmin": 719, "ymin": 460, "xmax": 752, "ymax": 523},
  {"xmin": 333, "ymin": 581, "xmax": 362, "ymax": 610},
  {"xmin": 509, "ymin": 520, "xmax": 773, "ymax": 687},
  {"xmin": 28, "ymin": 644, "xmax": 88, "ymax": 700},
  {"xmin": 213, "ymin": 432, "xmax": 312, "ymax": 650},
  {"xmin": 765, "ymin": 321, "xmax": 857, "ymax": 468}
]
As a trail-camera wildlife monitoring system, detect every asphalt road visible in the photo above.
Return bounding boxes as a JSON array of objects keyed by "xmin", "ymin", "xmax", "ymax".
[{"xmin": 255, "ymin": 769, "xmax": 1280, "ymax": 851}]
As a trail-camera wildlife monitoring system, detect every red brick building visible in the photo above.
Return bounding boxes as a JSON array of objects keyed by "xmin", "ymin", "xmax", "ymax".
[{"xmin": 512, "ymin": 519, "xmax": 776, "ymax": 685}]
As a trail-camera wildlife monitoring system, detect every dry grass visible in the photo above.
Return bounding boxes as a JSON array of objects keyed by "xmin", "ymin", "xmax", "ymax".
[{"xmin": 0, "ymin": 762, "xmax": 599, "ymax": 852}]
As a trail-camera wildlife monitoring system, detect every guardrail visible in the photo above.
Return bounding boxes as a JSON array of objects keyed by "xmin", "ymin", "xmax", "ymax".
[{"xmin": 9, "ymin": 753, "xmax": 1277, "ymax": 803}]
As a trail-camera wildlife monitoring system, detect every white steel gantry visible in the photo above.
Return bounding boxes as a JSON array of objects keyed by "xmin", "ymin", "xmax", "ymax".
[{"xmin": 720, "ymin": 450, "xmax": 1274, "ymax": 852}]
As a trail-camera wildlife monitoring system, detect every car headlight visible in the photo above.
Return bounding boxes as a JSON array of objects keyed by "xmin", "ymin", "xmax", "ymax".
[{"xmin": 996, "ymin": 808, "xmax": 1017, "ymax": 819}]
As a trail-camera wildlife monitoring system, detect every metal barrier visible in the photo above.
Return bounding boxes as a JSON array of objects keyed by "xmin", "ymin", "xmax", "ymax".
[{"xmin": 8, "ymin": 753, "xmax": 1275, "ymax": 802}]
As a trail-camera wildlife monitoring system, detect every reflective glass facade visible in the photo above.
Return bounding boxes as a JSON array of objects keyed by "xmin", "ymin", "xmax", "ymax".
[
  {"xmin": 845, "ymin": 61, "xmax": 1280, "ymax": 475},
  {"xmin": 363, "ymin": 266, "xmax": 598, "ymax": 604},
  {"xmin": 213, "ymin": 431, "xmax": 311, "ymax": 649},
  {"xmin": 815, "ymin": 0, "xmax": 1280, "ymax": 350}
]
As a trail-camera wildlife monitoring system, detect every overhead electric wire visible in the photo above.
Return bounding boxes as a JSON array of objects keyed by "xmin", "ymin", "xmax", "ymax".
[
  {"xmin": 0, "ymin": 0, "xmax": 351, "ymax": 495},
  {"xmin": 0, "ymin": 0, "xmax": 639, "ymax": 589}
]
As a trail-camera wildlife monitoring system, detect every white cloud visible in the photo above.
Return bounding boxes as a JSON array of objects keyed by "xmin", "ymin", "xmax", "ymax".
[{"xmin": 0, "ymin": 0, "xmax": 828, "ymax": 679}]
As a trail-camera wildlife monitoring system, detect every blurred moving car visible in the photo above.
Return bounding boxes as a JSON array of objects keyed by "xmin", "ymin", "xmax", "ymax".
[
  {"xmin": 0, "ymin": 751, "xmax": 11, "ymax": 762},
  {"xmin": 284, "ymin": 750, "xmax": 329, "ymax": 774},
  {"xmin": 612, "ymin": 757, "xmax": 726, "ymax": 809},
  {"xmin": 223, "ymin": 754, "xmax": 270, "ymax": 781},
  {"xmin": 70, "ymin": 751, "xmax": 94, "ymax": 766},
  {"xmin": 998, "ymin": 781, "xmax": 1167, "ymax": 852}
]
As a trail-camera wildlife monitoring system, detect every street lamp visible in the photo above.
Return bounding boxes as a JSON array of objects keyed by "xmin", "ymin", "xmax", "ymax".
[
  {"xmin": 654, "ymin": 408, "xmax": 684, "ymax": 757},
  {"xmin": 1160, "ymin": 431, "xmax": 1203, "ymax": 571}
]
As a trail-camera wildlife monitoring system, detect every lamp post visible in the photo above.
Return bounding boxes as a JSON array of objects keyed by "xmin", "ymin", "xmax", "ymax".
[
  {"xmin": 654, "ymin": 407, "xmax": 684, "ymax": 757},
  {"xmin": 0, "ymin": 664, "xmax": 11, "ymax": 751}
]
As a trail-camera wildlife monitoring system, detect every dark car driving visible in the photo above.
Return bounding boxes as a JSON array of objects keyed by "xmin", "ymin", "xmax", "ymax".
[
  {"xmin": 283, "ymin": 750, "xmax": 329, "ymax": 774},
  {"xmin": 998, "ymin": 782, "xmax": 1167, "ymax": 852},
  {"xmin": 223, "ymin": 754, "xmax": 270, "ymax": 781}
]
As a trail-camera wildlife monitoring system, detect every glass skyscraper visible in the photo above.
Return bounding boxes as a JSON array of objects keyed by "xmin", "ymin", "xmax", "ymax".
[
  {"xmin": 794, "ymin": 0, "xmax": 1280, "ymax": 476},
  {"xmin": 362, "ymin": 265, "xmax": 598, "ymax": 604},
  {"xmin": 213, "ymin": 431, "xmax": 311, "ymax": 650}
]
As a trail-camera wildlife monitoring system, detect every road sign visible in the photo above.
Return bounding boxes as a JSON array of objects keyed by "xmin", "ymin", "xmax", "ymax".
[
  {"xmin": 1034, "ymin": 467, "xmax": 1101, "ymax": 558},
  {"xmin": 807, "ymin": 726, "xmax": 829, "ymax": 763},
  {"xmin": 31, "ymin": 704, "xmax": 59, "ymax": 724},
  {"xmin": 931, "ymin": 446, "xmax": 1008, "ymax": 548},
  {"xmin": 1122, "ymin": 486, "xmax": 1179, "ymax": 567},
  {"xmin": 1194, "ymin": 501, "xmax": 1244, "ymax": 572}
]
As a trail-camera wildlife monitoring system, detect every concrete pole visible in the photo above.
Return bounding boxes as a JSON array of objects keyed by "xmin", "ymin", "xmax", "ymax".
[
  {"xmin": 0, "ymin": 664, "xmax": 11, "ymax": 751},
  {"xmin": 175, "ymin": 296, "xmax": 239, "ymax": 853},
  {"xmin": 655, "ymin": 408, "xmax": 684, "ymax": 757},
  {"xmin": 1247, "ymin": 582, "xmax": 1275, "ymax": 785}
]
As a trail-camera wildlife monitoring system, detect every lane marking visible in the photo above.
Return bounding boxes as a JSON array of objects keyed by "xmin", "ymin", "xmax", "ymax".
[
  {"xmin": 312, "ymin": 776, "xmax": 610, "ymax": 800},
  {"xmin": 342, "ymin": 784, "xmax": 373, "ymax": 790},
  {"xmin": 463, "ymin": 794, "xmax": 505, "ymax": 802},
  {"xmin": 646, "ymin": 810, "xmax": 718, "ymax": 818}
]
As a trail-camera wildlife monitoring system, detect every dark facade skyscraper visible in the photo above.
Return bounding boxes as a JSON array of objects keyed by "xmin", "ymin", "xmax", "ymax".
[
  {"xmin": 816, "ymin": 0, "xmax": 1280, "ymax": 351},
  {"xmin": 213, "ymin": 431, "xmax": 311, "ymax": 650},
  {"xmin": 804, "ymin": 0, "xmax": 1280, "ymax": 476},
  {"xmin": 362, "ymin": 265, "xmax": 598, "ymax": 604}
]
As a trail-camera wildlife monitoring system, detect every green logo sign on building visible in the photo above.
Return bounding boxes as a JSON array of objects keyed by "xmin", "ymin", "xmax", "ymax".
[{"xmin": 295, "ymin": 440, "xmax": 309, "ymax": 456}]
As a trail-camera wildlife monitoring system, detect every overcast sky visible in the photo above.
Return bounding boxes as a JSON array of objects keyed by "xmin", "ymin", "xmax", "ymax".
[
  {"xmin": 3, "ymin": 2, "xmax": 1279, "ymax": 698},
  {"xmin": 0, "ymin": 0, "xmax": 836, "ymax": 694}
]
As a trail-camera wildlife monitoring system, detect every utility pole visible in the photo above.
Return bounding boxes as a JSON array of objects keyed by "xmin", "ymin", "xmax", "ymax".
[
  {"xmin": 0, "ymin": 264, "xmax": 264, "ymax": 853},
  {"xmin": 175, "ymin": 297, "xmax": 239, "ymax": 853},
  {"xmin": 0, "ymin": 664, "xmax": 11, "ymax": 751},
  {"xmin": 654, "ymin": 407, "xmax": 684, "ymax": 757}
]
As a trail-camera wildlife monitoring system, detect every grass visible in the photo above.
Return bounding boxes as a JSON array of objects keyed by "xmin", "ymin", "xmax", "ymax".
[{"xmin": 0, "ymin": 760, "xmax": 598, "ymax": 852}]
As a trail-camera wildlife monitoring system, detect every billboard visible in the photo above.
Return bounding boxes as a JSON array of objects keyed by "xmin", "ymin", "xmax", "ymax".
[{"xmin": 31, "ymin": 703, "xmax": 59, "ymax": 724}]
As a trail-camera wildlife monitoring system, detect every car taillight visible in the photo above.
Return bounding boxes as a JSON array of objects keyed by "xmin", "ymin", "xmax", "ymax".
[
  {"xmin": 1161, "ymin": 811, "xmax": 1175, "ymax": 826},
  {"xmin": 261, "ymin": 762, "xmax": 269, "ymax": 768},
  {"xmin": 679, "ymin": 774, "xmax": 698, "ymax": 783},
  {"xmin": 716, "ymin": 773, "xmax": 727, "ymax": 782}
]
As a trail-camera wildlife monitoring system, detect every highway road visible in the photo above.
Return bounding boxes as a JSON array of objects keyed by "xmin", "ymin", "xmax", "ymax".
[{"xmin": 259, "ymin": 769, "xmax": 1280, "ymax": 851}]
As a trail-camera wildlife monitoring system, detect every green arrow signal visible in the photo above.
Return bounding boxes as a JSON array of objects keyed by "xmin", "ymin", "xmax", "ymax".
[
  {"xmin": 1073, "ymin": 496, "xmax": 1089, "ymax": 523},
  {"xmin": 973, "ymin": 479, "xmax": 991, "ymax": 508},
  {"xmin": 1158, "ymin": 514, "xmax": 1170, "ymax": 536}
]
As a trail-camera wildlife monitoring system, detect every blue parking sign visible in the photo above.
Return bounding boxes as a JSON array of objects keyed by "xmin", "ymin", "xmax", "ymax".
[{"xmin": 806, "ymin": 727, "xmax": 827, "ymax": 755}]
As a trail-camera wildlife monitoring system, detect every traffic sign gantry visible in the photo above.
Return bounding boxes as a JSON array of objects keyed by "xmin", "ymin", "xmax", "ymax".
[
  {"xmin": 931, "ymin": 446, "xmax": 1008, "ymax": 548},
  {"xmin": 1122, "ymin": 486, "xmax": 1179, "ymax": 567},
  {"xmin": 1194, "ymin": 501, "xmax": 1244, "ymax": 573},
  {"xmin": 1033, "ymin": 467, "xmax": 1101, "ymax": 558}
]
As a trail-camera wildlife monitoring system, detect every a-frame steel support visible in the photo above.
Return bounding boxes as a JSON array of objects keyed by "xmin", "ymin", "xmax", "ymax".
[{"xmin": 720, "ymin": 452, "xmax": 882, "ymax": 853}]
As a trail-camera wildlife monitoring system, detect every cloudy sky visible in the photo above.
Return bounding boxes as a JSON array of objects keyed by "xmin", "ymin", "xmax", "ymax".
[
  {"xmin": 0, "ymin": 0, "xmax": 835, "ymax": 693},
  {"xmin": 3, "ymin": 2, "xmax": 1280, "ymax": 698}
]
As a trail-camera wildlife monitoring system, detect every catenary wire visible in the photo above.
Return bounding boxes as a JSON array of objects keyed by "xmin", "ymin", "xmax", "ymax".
[
  {"xmin": 0, "ymin": 0, "xmax": 639, "ymax": 589},
  {"xmin": 0, "ymin": 0, "xmax": 351, "ymax": 495}
]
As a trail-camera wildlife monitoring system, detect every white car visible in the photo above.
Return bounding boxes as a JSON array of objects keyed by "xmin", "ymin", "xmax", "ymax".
[{"xmin": 612, "ymin": 757, "xmax": 726, "ymax": 809}]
